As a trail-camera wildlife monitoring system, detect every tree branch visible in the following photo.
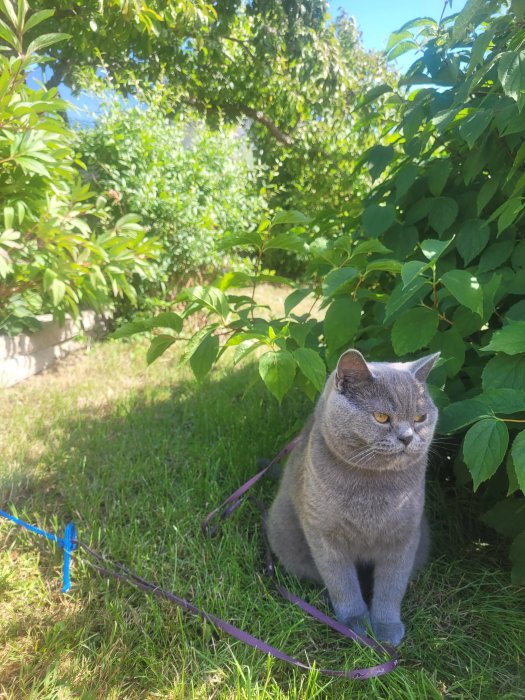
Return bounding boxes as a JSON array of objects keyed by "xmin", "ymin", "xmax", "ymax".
[{"xmin": 182, "ymin": 96, "xmax": 293, "ymax": 146}]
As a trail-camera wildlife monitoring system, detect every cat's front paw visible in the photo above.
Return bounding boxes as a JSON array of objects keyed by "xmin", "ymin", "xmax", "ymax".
[
  {"xmin": 346, "ymin": 614, "xmax": 370, "ymax": 638},
  {"xmin": 371, "ymin": 620, "xmax": 405, "ymax": 646}
]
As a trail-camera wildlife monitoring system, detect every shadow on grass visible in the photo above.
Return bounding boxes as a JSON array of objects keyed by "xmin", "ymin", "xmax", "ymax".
[{"xmin": 1, "ymin": 356, "xmax": 524, "ymax": 699}]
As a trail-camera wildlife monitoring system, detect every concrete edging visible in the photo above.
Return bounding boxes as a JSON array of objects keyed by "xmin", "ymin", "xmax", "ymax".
[{"xmin": 0, "ymin": 311, "xmax": 108, "ymax": 388}]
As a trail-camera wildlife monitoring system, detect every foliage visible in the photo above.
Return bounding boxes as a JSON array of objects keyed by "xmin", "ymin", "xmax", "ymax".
[
  {"xmin": 120, "ymin": 0, "xmax": 525, "ymax": 582},
  {"xmin": 0, "ymin": 0, "xmax": 159, "ymax": 334},
  {"xmin": 31, "ymin": 1, "xmax": 394, "ymax": 222},
  {"xmin": 77, "ymin": 89, "xmax": 266, "ymax": 291}
]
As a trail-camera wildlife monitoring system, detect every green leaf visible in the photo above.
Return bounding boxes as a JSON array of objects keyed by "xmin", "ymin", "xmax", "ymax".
[
  {"xmin": 478, "ymin": 240, "xmax": 514, "ymax": 274},
  {"xmin": 481, "ymin": 322, "xmax": 525, "ymax": 355},
  {"xmin": 26, "ymin": 32, "xmax": 70, "ymax": 55},
  {"xmin": 391, "ymin": 307, "xmax": 439, "ymax": 356},
  {"xmin": 385, "ymin": 275, "xmax": 429, "ymax": 321},
  {"xmin": 358, "ymin": 84, "xmax": 393, "ymax": 109},
  {"xmin": 324, "ymin": 298, "xmax": 361, "ymax": 353},
  {"xmin": 395, "ymin": 163, "xmax": 419, "ymax": 200},
  {"xmin": 387, "ymin": 40, "xmax": 419, "ymax": 60},
  {"xmin": 186, "ymin": 286, "xmax": 229, "ymax": 318},
  {"xmin": 427, "ymin": 197, "xmax": 458, "ymax": 235},
  {"xmin": 265, "ymin": 231, "xmax": 306, "ymax": 253},
  {"xmin": 364, "ymin": 145, "xmax": 395, "ymax": 180},
  {"xmin": 439, "ymin": 398, "xmax": 492, "ymax": 434},
  {"xmin": 479, "ymin": 388, "xmax": 525, "ymax": 414},
  {"xmin": 427, "ymin": 159, "xmax": 451, "ymax": 196},
  {"xmin": 463, "ymin": 418, "xmax": 509, "ymax": 490},
  {"xmin": 289, "ymin": 320, "xmax": 316, "ymax": 348},
  {"xmin": 146, "ymin": 334, "xmax": 176, "ymax": 365},
  {"xmin": 482, "ymin": 499, "xmax": 525, "ymax": 537},
  {"xmin": 401, "ymin": 260, "xmax": 428, "ymax": 288},
  {"xmin": 50, "ymin": 278, "xmax": 66, "ymax": 306},
  {"xmin": 259, "ymin": 350, "xmax": 296, "ymax": 403},
  {"xmin": 440, "ymin": 270, "xmax": 483, "ymax": 316},
  {"xmin": 43, "ymin": 267, "xmax": 56, "ymax": 291},
  {"xmin": 219, "ymin": 231, "xmax": 262, "ymax": 250},
  {"xmin": 506, "ymin": 301, "xmax": 525, "ymax": 322},
  {"xmin": 294, "ymin": 348, "xmax": 326, "ymax": 392},
  {"xmin": 190, "ymin": 333, "xmax": 219, "ymax": 381},
  {"xmin": 111, "ymin": 320, "xmax": 152, "ymax": 339},
  {"xmin": 362, "ymin": 203, "xmax": 395, "ymax": 236},
  {"xmin": 271, "ymin": 210, "xmax": 310, "ymax": 227},
  {"xmin": 429, "ymin": 328, "xmax": 465, "ymax": 377},
  {"xmin": 510, "ymin": 530, "xmax": 525, "ymax": 584},
  {"xmin": 497, "ymin": 197, "xmax": 523, "ymax": 236},
  {"xmin": 284, "ymin": 288, "xmax": 311, "ymax": 316},
  {"xmin": 482, "ymin": 354, "xmax": 525, "ymax": 390},
  {"xmin": 365, "ymin": 259, "xmax": 402, "ymax": 274},
  {"xmin": 149, "ymin": 312, "xmax": 183, "ymax": 332},
  {"xmin": 459, "ymin": 109, "xmax": 493, "ymax": 148},
  {"xmin": 477, "ymin": 177, "xmax": 500, "ymax": 214},
  {"xmin": 350, "ymin": 240, "xmax": 390, "ymax": 257},
  {"xmin": 511, "ymin": 430, "xmax": 525, "ymax": 494},
  {"xmin": 455, "ymin": 219, "xmax": 490, "ymax": 265},
  {"xmin": 0, "ymin": 17, "xmax": 17, "ymax": 48},
  {"xmin": 451, "ymin": 0, "xmax": 488, "ymax": 42},
  {"xmin": 498, "ymin": 50, "xmax": 525, "ymax": 110},
  {"xmin": 24, "ymin": 9, "xmax": 55, "ymax": 31},
  {"xmin": 322, "ymin": 266, "xmax": 359, "ymax": 297},
  {"xmin": 420, "ymin": 238, "xmax": 452, "ymax": 261}
]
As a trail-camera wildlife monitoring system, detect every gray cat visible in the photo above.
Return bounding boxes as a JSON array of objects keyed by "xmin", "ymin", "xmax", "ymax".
[{"xmin": 267, "ymin": 348, "xmax": 439, "ymax": 646}]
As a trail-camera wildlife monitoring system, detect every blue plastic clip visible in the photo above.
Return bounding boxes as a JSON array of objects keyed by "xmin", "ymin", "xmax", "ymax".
[
  {"xmin": 62, "ymin": 522, "xmax": 77, "ymax": 593},
  {"xmin": 0, "ymin": 509, "xmax": 77, "ymax": 593}
]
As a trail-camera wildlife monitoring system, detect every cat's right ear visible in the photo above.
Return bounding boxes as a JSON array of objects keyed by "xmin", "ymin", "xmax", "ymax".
[{"xmin": 335, "ymin": 349, "xmax": 373, "ymax": 391}]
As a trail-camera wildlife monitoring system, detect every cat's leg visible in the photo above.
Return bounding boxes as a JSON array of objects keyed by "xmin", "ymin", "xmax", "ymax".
[
  {"xmin": 370, "ymin": 537, "xmax": 418, "ymax": 646},
  {"xmin": 411, "ymin": 515, "xmax": 429, "ymax": 575},
  {"xmin": 267, "ymin": 492, "xmax": 322, "ymax": 583},
  {"xmin": 306, "ymin": 537, "xmax": 369, "ymax": 635}
]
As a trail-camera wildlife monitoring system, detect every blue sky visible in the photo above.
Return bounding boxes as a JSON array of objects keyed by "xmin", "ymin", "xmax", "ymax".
[{"xmin": 328, "ymin": 0, "xmax": 466, "ymax": 68}]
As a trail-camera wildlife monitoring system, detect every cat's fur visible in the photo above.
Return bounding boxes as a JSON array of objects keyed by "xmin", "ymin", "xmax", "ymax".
[{"xmin": 267, "ymin": 349, "xmax": 439, "ymax": 646}]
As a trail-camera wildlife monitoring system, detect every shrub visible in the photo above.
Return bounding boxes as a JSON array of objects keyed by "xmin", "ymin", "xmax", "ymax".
[
  {"xmin": 76, "ymin": 93, "xmax": 266, "ymax": 295},
  {"xmin": 0, "ymin": 1, "xmax": 159, "ymax": 335},
  {"xmin": 120, "ymin": 1, "xmax": 525, "ymax": 582}
]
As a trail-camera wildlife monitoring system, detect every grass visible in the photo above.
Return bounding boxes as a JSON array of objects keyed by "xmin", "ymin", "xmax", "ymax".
[{"xmin": 0, "ymin": 336, "xmax": 524, "ymax": 699}]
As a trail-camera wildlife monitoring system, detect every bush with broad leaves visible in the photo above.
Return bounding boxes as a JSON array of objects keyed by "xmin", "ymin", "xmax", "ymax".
[
  {"xmin": 117, "ymin": 0, "xmax": 525, "ymax": 583},
  {"xmin": 0, "ymin": 0, "xmax": 160, "ymax": 335}
]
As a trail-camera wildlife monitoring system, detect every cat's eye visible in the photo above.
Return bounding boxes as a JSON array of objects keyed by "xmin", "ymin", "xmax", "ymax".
[
  {"xmin": 373, "ymin": 412, "xmax": 390, "ymax": 424},
  {"xmin": 414, "ymin": 414, "xmax": 427, "ymax": 423}
]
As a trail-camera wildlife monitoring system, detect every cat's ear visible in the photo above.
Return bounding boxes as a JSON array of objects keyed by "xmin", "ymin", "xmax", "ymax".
[
  {"xmin": 408, "ymin": 352, "xmax": 440, "ymax": 383},
  {"xmin": 335, "ymin": 349, "xmax": 373, "ymax": 391}
]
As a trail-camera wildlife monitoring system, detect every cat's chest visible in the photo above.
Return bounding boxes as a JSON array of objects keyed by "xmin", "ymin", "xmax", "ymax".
[{"xmin": 306, "ymin": 467, "xmax": 423, "ymax": 537}]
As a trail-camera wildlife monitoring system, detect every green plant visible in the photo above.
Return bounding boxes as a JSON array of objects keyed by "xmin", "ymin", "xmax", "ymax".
[
  {"xmin": 0, "ymin": 0, "xmax": 160, "ymax": 334},
  {"xmin": 76, "ymin": 90, "xmax": 266, "ymax": 292},
  {"xmin": 118, "ymin": 0, "xmax": 525, "ymax": 582}
]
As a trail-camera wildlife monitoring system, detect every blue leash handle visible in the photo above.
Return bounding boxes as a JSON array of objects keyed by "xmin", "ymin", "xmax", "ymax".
[{"xmin": 0, "ymin": 508, "xmax": 77, "ymax": 593}]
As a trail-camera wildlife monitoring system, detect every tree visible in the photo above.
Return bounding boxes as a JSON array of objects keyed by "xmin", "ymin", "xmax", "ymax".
[{"xmin": 30, "ymin": 1, "xmax": 393, "ymax": 216}]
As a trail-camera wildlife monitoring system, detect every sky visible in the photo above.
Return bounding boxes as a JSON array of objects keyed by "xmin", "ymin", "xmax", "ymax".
[{"xmin": 328, "ymin": 0, "xmax": 467, "ymax": 68}]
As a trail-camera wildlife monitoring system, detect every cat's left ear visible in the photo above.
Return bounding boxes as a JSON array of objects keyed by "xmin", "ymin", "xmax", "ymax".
[{"xmin": 407, "ymin": 352, "xmax": 440, "ymax": 383}]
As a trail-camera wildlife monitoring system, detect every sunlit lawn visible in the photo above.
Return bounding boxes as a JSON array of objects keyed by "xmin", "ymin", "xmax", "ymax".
[{"xmin": 0, "ymin": 334, "xmax": 524, "ymax": 699}]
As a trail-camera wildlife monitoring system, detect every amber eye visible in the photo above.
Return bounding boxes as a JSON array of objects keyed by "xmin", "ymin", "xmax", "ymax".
[
  {"xmin": 414, "ymin": 414, "xmax": 427, "ymax": 423},
  {"xmin": 373, "ymin": 412, "xmax": 390, "ymax": 424}
]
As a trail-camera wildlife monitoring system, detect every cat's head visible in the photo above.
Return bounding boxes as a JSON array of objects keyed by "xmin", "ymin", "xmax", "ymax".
[{"xmin": 321, "ymin": 349, "xmax": 439, "ymax": 470}]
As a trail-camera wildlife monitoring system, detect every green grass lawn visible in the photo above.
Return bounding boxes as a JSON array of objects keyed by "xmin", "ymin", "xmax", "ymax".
[{"xmin": 1, "ymin": 338, "xmax": 524, "ymax": 699}]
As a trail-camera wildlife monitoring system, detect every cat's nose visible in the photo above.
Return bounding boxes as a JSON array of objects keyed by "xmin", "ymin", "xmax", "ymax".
[{"xmin": 399, "ymin": 431, "xmax": 413, "ymax": 446}]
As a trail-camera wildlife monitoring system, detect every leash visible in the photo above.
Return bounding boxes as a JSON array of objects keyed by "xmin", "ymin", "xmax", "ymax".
[
  {"xmin": 201, "ymin": 435, "xmax": 399, "ymax": 679},
  {"xmin": 0, "ymin": 436, "xmax": 399, "ymax": 681}
]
